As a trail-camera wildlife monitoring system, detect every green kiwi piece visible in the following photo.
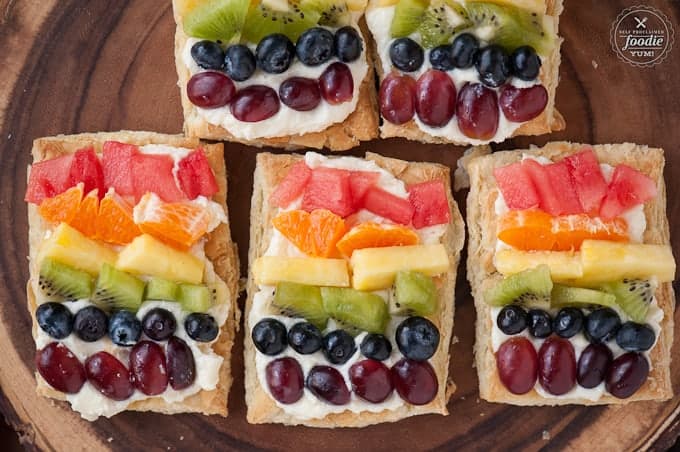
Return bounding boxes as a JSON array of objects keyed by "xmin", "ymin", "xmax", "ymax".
[
  {"xmin": 392, "ymin": 271, "xmax": 437, "ymax": 316},
  {"xmin": 241, "ymin": 0, "xmax": 322, "ymax": 43},
  {"xmin": 418, "ymin": 0, "xmax": 471, "ymax": 48},
  {"xmin": 600, "ymin": 279, "xmax": 655, "ymax": 323},
  {"xmin": 321, "ymin": 287, "xmax": 389, "ymax": 334},
  {"xmin": 550, "ymin": 284, "xmax": 617, "ymax": 309},
  {"xmin": 92, "ymin": 264, "xmax": 145, "ymax": 312},
  {"xmin": 183, "ymin": 0, "xmax": 250, "ymax": 42},
  {"xmin": 390, "ymin": 0, "xmax": 429, "ymax": 38},
  {"xmin": 273, "ymin": 282, "xmax": 328, "ymax": 329},
  {"xmin": 145, "ymin": 278, "xmax": 179, "ymax": 301},
  {"xmin": 177, "ymin": 284, "xmax": 213, "ymax": 313},
  {"xmin": 308, "ymin": 0, "xmax": 350, "ymax": 27},
  {"xmin": 484, "ymin": 264, "xmax": 552, "ymax": 307},
  {"xmin": 39, "ymin": 258, "xmax": 93, "ymax": 300}
]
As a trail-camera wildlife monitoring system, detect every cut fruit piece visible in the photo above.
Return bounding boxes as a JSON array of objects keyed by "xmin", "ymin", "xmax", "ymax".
[
  {"xmin": 408, "ymin": 181, "xmax": 451, "ymax": 229},
  {"xmin": 273, "ymin": 282, "xmax": 328, "ymax": 329},
  {"xmin": 96, "ymin": 192, "xmax": 141, "ymax": 245},
  {"xmin": 350, "ymin": 244, "xmax": 449, "ymax": 291},
  {"xmin": 553, "ymin": 215, "xmax": 628, "ymax": 251},
  {"xmin": 599, "ymin": 164, "xmax": 658, "ymax": 220},
  {"xmin": 38, "ymin": 223, "xmax": 117, "ymax": 275},
  {"xmin": 69, "ymin": 189, "xmax": 99, "ymax": 238},
  {"xmin": 563, "ymin": 149, "xmax": 607, "ymax": 215},
  {"xmin": 392, "ymin": 271, "xmax": 437, "ymax": 316},
  {"xmin": 183, "ymin": 0, "xmax": 250, "ymax": 42},
  {"xmin": 522, "ymin": 159, "xmax": 567, "ymax": 216},
  {"xmin": 38, "ymin": 258, "xmax": 93, "ymax": 300},
  {"xmin": 176, "ymin": 149, "xmax": 219, "ymax": 200},
  {"xmin": 301, "ymin": 167, "xmax": 354, "ymax": 218},
  {"xmin": 580, "ymin": 240, "xmax": 675, "ymax": 284},
  {"xmin": 483, "ymin": 264, "xmax": 552, "ymax": 307},
  {"xmin": 497, "ymin": 209, "xmax": 554, "ymax": 250},
  {"xmin": 312, "ymin": 0, "xmax": 351, "ymax": 26},
  {"xmin": 321, "ymin": 287, "xmax": 389, "ymax": 334},
  {"xmin": 272, "ymin": 209, "xmax": 346, "ymax": 257},
  {"xmin": 390, "ymin": 0, "xmax": 428, "ymax": 37},
  {"xmin": 25, "ymin": 153, "xmax": 75, "ymax": 205},
  {"xmin": 600, "ymin": 279, "xmax": 655, "ymax": 323},
  {"xmin": 131, "ymin": 153, "xmax": 185, "ymax": 203},
  {"xmin": 102, "ymin": 141, "xmax": 139, "ymax": 197},
  {"xmin": 494, "ymin": 249, "xmax": 583, "ymax": 282},
  {"xmin": 242, "ymin": 0, "xmax": 322, "ymax": 43},
  {"xmin": 361, "ymin": 186, "xmax": 414, "ymax": 225},
  {"xmin": 494, "ymin": 162, "xmax": 540, "ymax": 210},
  {"xmin": 253, "ymin": 256, "xmax": 349, "ymax": 287},
  {"xmin": 543, "ymin": 161, "xmax": 582, "ymax": 215},
  {"xmin": 418, "ymin": 0, "xmax": 470, "ymax": 48},
  {"xmin": 145, "ymin": 278, "xmax": 179, "ymax": 301},
  {"xmin": 177, "ymin": 284, "xmax": 212, "ymax": 313},
  {"xmin": 68, "ymin": 147, "xmax": 105, "ymax": 199},
  {"xmin": 269, "ymin": 161, "xmax": 312, "ymax": 208},
  {"xmin": 349, "ymin": 171, "xmax": 380, "ymax": 207},
  {"xmin": 551, "ymin": 284, "xmax": 617, "ymax": 309},
  {"xmin": 38, "ymin": 184, "xmax": 83, "ymax": 225},
  {"xmin": 483, "ymin": 0, "xmax": 545, "ymax": 13},
  {"xmin": 117, "ymin": 234, "xmax": 205, "ymax": 284},
  {"xmin": 92, "ymin": 264, "xmax": 145, "ymax": 312},
  {"xmin": 336, "ymin": 222, "xmax": 419, "ymax": 258}
]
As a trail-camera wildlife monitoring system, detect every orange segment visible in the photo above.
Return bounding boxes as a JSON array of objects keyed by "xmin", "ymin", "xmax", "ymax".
[
  {"xmin": 553, "ymin": 216, "xmax": 628, "ymax": 251},
  {"xmin": 69, "ymin": 189, "xmax": 99, "ymax": 238},
  {"xmin": 272, "ymin": 209, "xmax": 346, "ymax": 257},
  {"xmin": 497, "ymin": 210, "xmax": 555, "ymax": 250},
  {"xmin": 38, "ymin": 184, "xmax": 83, "ymax": 224},
  {"xmin": 96, "ymin": 192, "xmax": 141, "ymax": 245},
  {"xmin": 336, "ymin": 222, "xmax": 420, "ymax": 258}
]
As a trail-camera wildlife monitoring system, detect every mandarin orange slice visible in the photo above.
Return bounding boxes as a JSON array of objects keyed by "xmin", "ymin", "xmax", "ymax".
[
  {"xmin": 553, "ymin": 216, "xmax": 628, "ymax": 251},
  {"xmin": 69, "ymin": 189, "xmax": 99, "ymax": 238},
  {"xmin": 336, "ymin": 222, "xmax": 420, "ymax": 258},
  {"xmin": 96, "ymin": 192, "xmax": 141, "ymax": 245},
  {"xmin": 272, "ymin": 209, "xmax": 346, "ymax": 258},
  {"xmin": 37, "ymin": 184, "xmax": 83, "ymax": 224},
  {"xmin": 497, "ymin": 210, "xmax": 555, "ymax": 250}
]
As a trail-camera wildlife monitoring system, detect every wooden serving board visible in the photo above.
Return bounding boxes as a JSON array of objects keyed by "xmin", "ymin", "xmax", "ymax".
[{"xmin": 1, "ymin": 0, "xmax": 679, "ymax": 450}]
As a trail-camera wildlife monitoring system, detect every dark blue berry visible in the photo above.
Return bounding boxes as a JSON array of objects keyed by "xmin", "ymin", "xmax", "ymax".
[
  {"xmin": 256, "ymin": 34, "xmax": 295, "ymax": 74},
  {"xmin": 389, "ymin": 38, "xmax": 424, "ymax": 72},
  {"xmin": 322, "ymin": 330, "xmax": 356, "ymax": 364},
  {"xmin": 429, "ymin": 44, "xmax": 456, "ymax": 71},
  {"xmin": 36, "ymin": 302, "xmax": 73, "ymax": 339},
  {"xmin": 395, "ymin": 316, "xmax": 440, "ymax": 361},
  {"xmin": 553, "ymin": 308, "xmax": 584, "ymax": 338},
  {"xmin": 475, "ymin": 45, "xmax": 511, "ymax": 87},
  {"xmin": 450, "ymin": 33, "xmax": 479, "ymax": 69},
  {"xmin": 252, "ymin": 318, "xmax": 287, "ymax": 355},
  {"xmin": 142, "ymin": 308, "xmax": 177, "ymax": 341},
  {"xmin": 360, "ymin": 333, "xmax": 392, "ymax": 361},
  {"xmin": 497, "ymin": 305, "xmax": 527, "ymax": 335},
  {"xmin": 108, "ymin": 310, "xmax": 142, "ymax": 346},
  {"xmin": 334, "ymin": 26, "xmax": 362, "ymax": 62},
  {"xmin": 585, "ymin": 308, "xmax": 621, "ymax": 344},
  {"xmin": 73, "ymin": 305, "xmax": 108, "ymax": 342},
  {"xmin": 511, "ymin": 46, "xmax": 541, "ymax": 81},
  {"xmin": 224, "ymin": 44, "xmax": 256, "ymax": 81},
  {"xmin": 191, "ymin": 40, "xmax": 225, "ymax": 70},
  {"xmin": 185, "ymin": 313, "xmax": 219, "ymax": 342},
  {"xmin": 296, "ymin": 27, "xmax": 334, "ymax": 66},
  {"xmin": 616, "ymin": 322, "xmax": 656, "ymax": 352},
  {"xmin": 287, "ymin": 322, "xmax": 323, "ymax": 354},
  {"xmin": 527, "ymin": 309, "xmax": 552, "ymax": 338}
]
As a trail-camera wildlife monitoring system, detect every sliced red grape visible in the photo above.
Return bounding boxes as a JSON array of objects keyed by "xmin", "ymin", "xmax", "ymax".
[
  {"xmin": 167, "ymin": 336, "xmax": 196, "ymax": 390},
  {"xmin": 391, "ymin": 358, "xmax": 438, "ymax": 405},
  {"xmin": 496, "ymin": 337, "xmax": 537, "ymax": 395},
  {"xmin": 266, "ymin": 357, "xmax": 304, "ymax": 404},
  {"xmin": 538, "ymin": 337, "xmax": 576, "ymax": 395},
  {"xmin": 187, "ymin": 72, "xmax": 236, "ymax": 108},
  {"xmin": 306, "ymin": 365, "xmax": 350, "ymax": 405},
  {"xmin": 577, "ymin": 343, "xmax": 613, "ymax": 389},
  {"xmin": 319, "ymin": 62, "xmax": 354, "ymax": 105},
  {"xmin": 349, "ymin": 359, "xmax": 394, "ymax": 403},
  {"xmin": 606, "ymin": 352, "xmax": 649, "ymax": 399},
  {"xmin": 499, "ymin": 85, "xmax": 548, "ymax": 122},
  {"xmin": 129, "ymin": 340, "xmax": 168, "ymax": 395},
  {"xmin": 230, "ymin": 85, "xmax": 280, "ymax": 122},
  {"xmin": 279, "ymin": 77, "xmax": 322, "ymax": 111},
  {"xmin": 415, "ymin": 69, "xmax": 456, "ymax": 127},
  {"xmin": 35, "ymin": 342, "xmax": 86, "ymax": 394},
  {"xmin": 379, "ymin": 73, "xmax": 416, "ymax": 125},
  {"xmin": 85, "ymin": 351, "xmax": 134, "ymax": 400},
  {"xmin": 456, "ymin": 82, "xmax": 499, "ymax": 140}
]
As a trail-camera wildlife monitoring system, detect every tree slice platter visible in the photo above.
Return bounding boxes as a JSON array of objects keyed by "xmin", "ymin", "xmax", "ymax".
[{"xmin": 0, "ymin": 0, "xmax": 678, "ymax": 450}]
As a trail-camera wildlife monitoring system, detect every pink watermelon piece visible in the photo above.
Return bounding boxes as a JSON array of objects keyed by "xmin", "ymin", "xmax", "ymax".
[
  {"xmin": 408, "ymin": 181, "xmax": 451, "ymax": 228},
  {"xmin": 349, "ymin": 171, "xmax": 380, "ymax": 206},
  {"xmin": 102, "ymin": 141, "xmax": 139, "ymax": 197},
  {"xmin": 563, "ymin": 149, "xmax": 607, "ymax": 215},
  {"xmin": 131, "ymin": 153, "xmax": 185, "ymax": 202},
  {"xmin": 177, "ymin": 148, "xmax": 219, "ymax": 200},
  {"xmin": 69, "ymin": 147, "xmax": 105, "ymax": 199},
  {"xmin": 543, "ymin": 161, "xmax": 583, "ymax": 215},
  {"xmin": 522, "ymin": 159, "xmax": 569, "ymax": 216},
  {"xmin": 301, "ymin": 167, "xmax": 354, "ymax": 217},
  {"xmin": 25, "ymin": 154, "xmax": 75, "ymax": 204},
  {"xmin": 600, "ymin": 164, "xmax": 657, "ymax": 219},
  {"xmin": 361, "ymin": 186, "xmax": 414, "ymax": 225},
  {"xmin": 493, "ymin": 162, "xmax": 540, "ymax": 210},
  {"xmin": 270, "ymin": 161, "xmax": 312, "ymax": 208}
]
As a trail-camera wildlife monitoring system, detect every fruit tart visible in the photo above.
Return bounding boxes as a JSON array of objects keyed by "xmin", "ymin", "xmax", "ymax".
[
  {"xmin": 466, "ymin": 142, "xmax": 676, "ymax": 404},
  {"xmin": 172, "ymin": 0, "xmax": 379, "ymax": 150},
  {"xmin": 366, "ymin": 0, "xmax": 565, "ymax": 145},
  {"xmin": 25, "ymin": 131, "xmax": 239, "ymax": 420},
  {"xmin": 245, "ymin": 151, "xmax": 464, "ymax": 426}
]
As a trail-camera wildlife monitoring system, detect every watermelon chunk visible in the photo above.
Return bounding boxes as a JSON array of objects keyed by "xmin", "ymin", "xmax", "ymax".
[
  {"xmin": 102, "ymin": 141, "xmax": 139, "ymax": 197},
  {"xmin": 563, "ymin": 149, "xmax": 607, "ymax": 214},
  {"xmin": 301, "ymin": 167, "xmax": 354, "ymax": 217},
  {"xmin": 493, "ymin": 162, "xmax": 540, "ymax": 210},
  {"xmin": 69, "ymin": 147, "xmax": 105, "ymax": 199},
  {"xmin": 25, "ymin": 154, "xmax": 75, "ymax": 204},
  {"xmin": 177, "ymin": 149, "xmax": 219, "ymax": 200},
  {"xmin": 131, "ymin": 153, "xmax": 185, "ymax": 202},
  {"xmin": 270, "ymin": 161, "xmax": 312, "ymax": 208},
  {"xmin": 408, "ymin": 181, "xmax": 451, "ymax": 228},
  {"xmin": 361, "ymin": 186, "xmax": 414, "ymax": 225},
  {"xmin": 522, "ymin": 159, "xmax": 570, "ymax": 216},
  {"xmin": 543, "ymin": 161, "xmax": 583, "ymax": 215},
  {"xmin": 600, "ymin": 164, "xmax": 657, "ymax": 219},
  {"xmin": 349, "ymin": 171, "xmax": 380, "ymax": 206}
]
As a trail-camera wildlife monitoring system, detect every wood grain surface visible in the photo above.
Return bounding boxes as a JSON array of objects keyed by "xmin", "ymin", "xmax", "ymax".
[{"xmin": 1, "ymin": 0, "xmax": 679, "ymax": 450}]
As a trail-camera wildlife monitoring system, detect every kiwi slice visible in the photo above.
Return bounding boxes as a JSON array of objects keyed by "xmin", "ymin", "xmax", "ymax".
[
  {"xmin": 273, "ymin": 282, "xmax": 328, "ymax": 329},
  {"xmin": 418, "ymin": 0, "xmax": 470, "ymax": 48},
  {"xmin": 390, "ymin": 0, "xmax": 429, "ymax": 38},
  {"xmin": 92, "ymin": 264, "xmax": 145, "ymax": 312},
  {"xmin": 145, "ymin": 278, "xmax": 179, "ymax": 301},
  {"xmin": 177, "ymin": 284, "xmax": 212, "ymax": 313},
  {"xmin": 308, "ymin": 0, "xmax": 350, "ymax": 26},
  {"xmin": 550, "ymin": 284, "xmax": 617, "ymax": 309},
  {"xmin": 600, "ymin": 279, "xmax": 655, "ymax": 323},
  {"xmin": 241, "ymin": 0, "xmax": 322, "ymax": 43},
  {"xmin": 392, "ymin": 271, "xmax": 437, "ymax": 316},
  {"xmin": 321, "ymin": 287, "xmax": 389, "ymax": 334},
  {"xmin": 39, "ymin": 258, "xmax": 93, "ymax": 300},
  {"xmin": 183, "ymin": 0, "xmax": 250, "ymax": 42},
  {"xmin": 484, "ymin": 264, "xmax": 552, "ymax": 307}
]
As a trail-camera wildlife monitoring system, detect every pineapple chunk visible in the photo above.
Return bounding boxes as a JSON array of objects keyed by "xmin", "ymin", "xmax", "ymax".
[
  {"xmin": 253, "ymin": 256, "xmax": 350, "ymax": 287},
  {"xmin": 351, "ymin": 244, "xmax": 449, "ymax": 291},
  {"xmin": 117, "ymin": 234, "xmax": 204, "ymax": 284},
  {"xmin": 494, "ymin": 249, "xmax": 583, "ymax": 282},
  {"xmin": 38, "ymin": 223, "xmax": 117, "ymax": 275}
]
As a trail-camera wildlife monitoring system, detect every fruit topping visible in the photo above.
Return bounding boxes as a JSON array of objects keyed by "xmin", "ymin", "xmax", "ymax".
[
  {"xmin": 185, "ymin": 313, "xmax": 220, "ymax": 342},
  {"xmin": 496, "ymin": 305, "xmax": 527, "ymax": 335},
  {"xmin": 562, "ymin": 149, "xmax": 607, "ymax": 215},
  {"xmin": 418, "ymin": 0, "xmax": 468, "ymax": 48},
  {"xmin": 38, "ymin": 223, "xmax": 117, "ymax": 275},
  {"xmin": 552, "ymin": 308, "xmax": 583, "ymax": 339},
  {"xmin": 68, "ymin": 148, "xmax": 105, "ymax": 198},
  {"xmin": 224, "ymin": 44, "xmax": 257, "ymax": 81},
  {"xmin": 176, "ymin": 148, "xmax": 220, "ymax": 200},
  {"xmin": 36, "ymin": 342, "xmax": 86, "ymax": 394},
  {"xmin": 379, "ymin": 72, "xmax": 417, "ymax": 125},
  {"xmin": 102, "ymin": 141, "xmax": 137, "ymax": 197},
  {"xmin": 322, "ymin": 329, "xmax": 357, "ymax": 364},
  {"xmin": 321, "ymin": 287, "xmax": 389, "ymax": 334},
  {"xmin": 450, "ymin": 33, "xmax": 482, "ymax": 69},
  {"xmin": 279, "ymin": 77, "xmax": 322, "ymax": 111},
  {"xmin": 600, "ymin": 164, "xmax": 658, "ymax": 220},
  {"xmin": 337, "ymin": 223, "xmax": 419, "ymax": 259},
  {"xmin": 108, "ymin": 310, "xmax": 142, "ymax": 346},
  {"xmin": 39, "ymin": 258, "xmax": 93, "ymax": 300},
  {"xmin": 296, "ymin": 27, "xmax": 334, "ymax": 66},
  {"xmin": 543, "ymin": 161, "xmax": 583, "ymax": 214},
  {"xmin": 301, "ymin": 167, "xmax": 353, "ymax": 217},
  {"xmin": 70, "ymin": 189, "xmax": 99, "ymax": 238},
  {"xmin": 538, "ymin": 336, "xmax": 576, "ymax": 395},
  {"xmin": 177, "ymin": 283, "xmax": 213, "ymax": 313},
  {"xmin": 131, "ymin": 153, "xmax": 186, "ymax": 203},
  {"xmin": 26, "ymin": 153, "xmax": 75, "ymax": 205},
  {"xmin": 167, "ymin": 336, "xmax": 196, "ymax": 390},
  {"xmin": 273, "ymin": 282, "xmax": 329, "ymax": 329},
  {"xmin": 493, "ymin": 162, "xmax": 539, "ymax": 210},
  {"xmin": 256, "ymin": 33, "xmax": 296, "ymax": 73},
  {"xmin": 615, "ymin": 322, "xmax": 656, "ymax": 352},
  {"xmin": 600, "ymin": 279, "xmax": 653, "ymax": 323},
  {"xmin": 38, "ymin": 184, "xmax": 83, "ymax": 225},
  {"xmin": 584, "ymin": 308, "xmax": 621, "ymax": 344},
  {"xmin": 306, "ymin": 365, "xmax": 351, "ymax": 405},
  {"xmin": 266, "ymin": 357, "xmax": 305, "ymax": 404},
  {"xmin": 550, "ymin": 284, "xmax": 617, "ymax": 309},
  {"xmin": 191, "ymin": 40, "xmax": 225, "ymax": 70},
  {"xmin": 129, "ymin": 340, "xmax": 168, "ymax": 396},
  {"xmin": 287, "ymin": 322, "xmax": 323, "ymax": 354},
  {"xmin": 577, "ymin": 343, "xmax": 612, "ymax": 389},
  {"xmin": 145, "ymin": 278, "xmax": 179, "ymax": 301},
  {"xmin": 270, "ymin": 161, "xmax": 312, "ymax": 208},
  {"xmin": 334, "ymin": 26, "xmax": 362, "ymax": 62},
  {"xmin": 415, "ymin": 69, "xmax": 456, "ymax": 127},
  {"xmin": 408, "ymin": 180, "xmax": 451, "ymax": 228},
  {"xmin": 526, "ymin": 309, "xmax": 552, "ymax": 338},
  {"xmin": 73, "ymin": 305, "xmax": 109, "ymax": 342},
  {"xmin": 273, "ymin": 209, "xmax": 346, "ymax": 257},
  {"xmin": 319, "ymin": 62, "xmax": 354, "ymax": 104},
  {"xmin": 348, "ymin": 170, "xmax": 380, "ymax": 206},
  {"xmin": 606, "ymin": 352, "xmax": 649, "ymax": 399},
  {"xmin": 183, "ymin": 0, "xmax": 250, "ymax": 42},
  {"xmin": 361, "ymin": 186, "xmax": 415, "ymax": 225},
  {"xmin": 360, "ymin": 333, "xmax": 392, "ymax": 361},
  {"xmin": 92, "ymin": 264, "xmax": 145, "ymax": 313},
  {"xmin": 389, "ymin": 37, "xmax": 424, "ymax": 72},
  {"xmin": 581, "ymin": 242, "xmax": 675, "ymax": 285},
  {"xmin": 142, "ymin": 308, "xmax": 177, "ymax": 341},
  {"xmin": 36, "ymin": 302, "xmax": 74, "ymax": 339},
  {"xmin": 254, "ymin": 256, "xmax": 350, "ymax": 287},
  {"xmin": 499, "ymin": 85, "xmax": 548, "ymax": 122},
  {"xmin": 231, "ymin": 85, "xmax": 281, "ymax": 121},
  {"xmin": 456, "ymin": 83, "xmax": 499, "ymax": 139},
  {"xmin": 496, "ymin": 337, "xmax": 537, "ymax": 394},
  {"xmin": 242, "ymin": 0, "xmax": 320, "ymax": 44},
  {"xmin": 494, "ymin": 249, "xmax": 584, "ymax": 282},
  {"xmin": 510, "ymin": 45, "xmax": 540, "ymax": 80},
  {"xmin": 350, "ymin": 359, "xmax": 394, "ymax": 403},
  {"xmin": 396, "ymin": 316, "xmax": 440, "ymax": 361},
  {"xmin": 475, "ymin": 45, "xmax": 510, "ymax": 88},
  {"xmin": 392, "ymin": 271, "xmax": 437, "ymax": 316},
  {"xmin": 389, "ymin": 0, "xmax": 428, "ymax": 38},
  {"xmin": 95, "ymin": 192, "xmax": 141, "ymax": 245},
  {"xmin": 187, "ymin": 71, "xmax": 237, "ymax": 108},
  {"xmin": 85, "ymin": 352, "xmax": 135, "ymax": 400},
  {"xmin": 391, "ymin": 358, "xmax": 438, "ymax": 405},
  {"xmin": 252, "ymin": 318, "xmax": 288, "ymax": 355},
  {"xmin": 483, "ymin": 264, "xmax": 552, "ymax": 307}
]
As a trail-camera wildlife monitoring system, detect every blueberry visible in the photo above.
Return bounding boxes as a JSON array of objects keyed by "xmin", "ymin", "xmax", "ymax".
[
  {"xmin": 224, "ymin": 44, "xmax": 256, "ymax": 81},
  {"xmin": 334, "ymin": 26, "xmax": 363, "ymax": 62},
  {"xmin": 450, "ymin": 33, "xmax": 479, "ymax": 69},
  {"xmin": 36, "ymin": 302, "xmax": 73, "ymax": 339},
  {"xmin": 73, "ymin": 305, "xmax": 108, "ymax": 342},
  {"xmin": 360, "ymin": 333, "xmax": 392, "ymax": 361},
  {"xmin": 585, "ymin": 308, "xmax": 621, "ymax": 344},
  {"xmin": 429, "ymin": 44, "xmax": 456, "ymax": 71},
  {"xmin": 396, "ymin": 316, "xmax": 440, "ymax": 361},
  {"xmin": 511, "ymin": 46, "xmax": 541, "ymax": 81},
  {"xmin": 142, "ymin": 308, "xmax": 177, "ymax": 341},
  {"xmin": 288, "ymin": 322, "xmax": 323, "ymax": 354},
  {"xmin": 527, "ymin": 309, "xmax": 552, "ymax": 338},
  {"xmin": 553, "ymin": 308, "xmax": 584, "ymax": 338},
  {"xmin": 389, "ymin": 38, "xmax": 424, "ymax": 72},
  {"xmin": 256, "ymin": 33, "xmax": 295, "ymax": 74},
  {"xmin": 185, "ymin": 313, "xmax": 219, "ymax": 342},
  {"xmin": 296, "ymin": 27, "xmax": 334, "ymax": 66},
  {"xmin": 108, "ymin": 310, "xmax": 142, "ymax": 346},
  {"xmin": 322, "ymin": 330, "xmax": 356, "ymax": 364},
  {"xmin": 497, "ymin": 305, "xmax": 527, "ymax": 335},
  {"xmin": 252, "ymin": 318, "xmax": 287, "ymax": 355},
  {"xmin": 475, "ymin": 45, "xmax": 511, "ymax": 87},
  {"xmin": 616, "ymin": 322, "xmax": 656, "ymax": 352},
  {"xmin": 191, "ymin": 40, "xmax": 225, "ymax": 70}
]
